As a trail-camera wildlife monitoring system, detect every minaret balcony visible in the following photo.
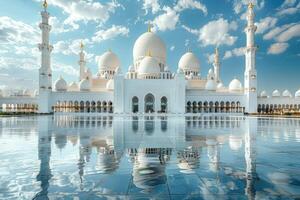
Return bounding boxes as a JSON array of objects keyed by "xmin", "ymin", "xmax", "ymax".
[{"xmin": 39, "ymin": 23, "xmax": 51, "ymax": 31}]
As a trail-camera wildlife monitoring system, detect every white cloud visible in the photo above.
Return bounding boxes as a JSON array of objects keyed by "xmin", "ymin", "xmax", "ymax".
[
  {"xmin": 52, "ymin": 61, "xmax": 78, "ymax": 76},
  {"xmin": 152, "ymin": 7, "xmax": 179, "ymax": 32},
  {"xmin": 255, "ymin": 17, "xmax": 278, "ymax": 34},
  {"xmin": 263, "ymin": 23, "xmax": 294, "ymax": 40},
  {"xmin": 223, "ymin": 47, "xmax": 245, "ymax": 59},
  {"xmin": 277, "ymin": 0, "xmax": 300, "ymax": 16},
  {"xmin": 267, "ymin": 42, "xmax": 289, "ymax": 54},
  {"xmin": 92, "ymin": 25, "xmax": 129, "ymax": 43},
  {"xmin": 174, "ymin": 0, "xmax": 208, "ymax": 15},
  {"xmin": 142, "ymin": 0, "xmax": 161, "ymax": 14},
  {"xmin": 0, "ymin": 16, "xmax": 39, "ymax": 45},
  {"xmin": 38, "ymin": 0, "xmax": 121, "ymax": 29},
  {"xmin": 183, "ymin": 18, "xmax": 238, "ymax": 46},
  {"xmin": 280, "ymin": 0, "xmax": 297, "ymax": 8},
  {"xmin": 206, "ymin": 53, "xmax": 215, "ymax": 64},
  {"xmin": 49, "ymin": 16, "xmax": 76, "ymax": 34},
  {"xmin": 263, "ymin": 23, "xmax": 300, "ymax": 42}
]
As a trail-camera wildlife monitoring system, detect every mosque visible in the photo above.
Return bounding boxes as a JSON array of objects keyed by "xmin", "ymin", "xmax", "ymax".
[{"xmin": 0, "ymin": 1, "xmax": 299, "ymax": 115}]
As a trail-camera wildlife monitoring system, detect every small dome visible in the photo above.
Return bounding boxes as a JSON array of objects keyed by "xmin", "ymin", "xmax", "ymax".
[
  {"xmin": 106, "ymin": 79, "xmax": 114, "ymax": 90},
  {"xmin": 98, "ymin": 50, "xmax": 120, "ymax": 72},
  {"xmin": 229, "ymin": 135, "xmax": 243, "ymax": 151},
  {"xmin": 229, "ymin": 78, "xmax": 242, "ymax": 92},
  {"xmin": 68, "ymin": 82, "xmax": 78, "ymax": 91},
  {"xmin": 295, "ymin": 89, "xmax": 300, "ymax": 97},
  {"xmin": 217, "ymin": 82, "xmax": 225, "ymax": 89},
  {"xmin": 164, "ymin": 65, "xmax": 170, "ymax": 72},
  {"xmin": 272, "ymin": 89, "xmax": 280, "ymax": 97},
  {"xmin": 79, "ymin": 78, "xmax": 90, "ymax": 91},
  {"xmin": 128, "ymin": 65, "xmax": 135, "ymax": 72},
  {"xmin": 205, "ymin": 80, "xmax": 216, "ymax": 91},
  {"xmin": 178, "ymin": 52, "xmax": 200, "ymax": 72},
  {"xmin": 23, "ymin": 89, "xmax": 31, "ymax": 96},
  {"xmin": 282, "ymin": 90, "xmax": 291, "ymax": 97},
  {"xmin": 138, "ymin": 56, "xmax": 160, "ymax": 78},
  {"xmin": 133, "ymin": 31, "xmax": 166, "ymax": 66},
  {"xmin": 54, "ymin": 77, "xmax": 67, "ymax": 92},
  {"xmin": 260, "ymin": 90, "xmax": 268, "ymax": 97}
]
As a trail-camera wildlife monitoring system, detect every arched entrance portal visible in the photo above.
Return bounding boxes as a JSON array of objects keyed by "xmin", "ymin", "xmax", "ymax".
[
  {"xmin": 132, "ymin": 96, "xmax": 139, "ymax": 113},
  {"xmin": 161, "ymin": 96, "xmax": 167, "ymax": 113},
  {"xmin": 145, "ymin": 93, "xmax": 155, "ymax": 113}
]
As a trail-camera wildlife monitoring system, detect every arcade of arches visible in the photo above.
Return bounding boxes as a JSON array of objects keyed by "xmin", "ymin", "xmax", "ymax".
[
  {"xmin": 132, "ymin": 94, "xmax": 168, "ymax": 113},
  {"xmin": 53, "ymin": 101, "xmax": 113, "ymax": 113},
  {"xmin": 186, "ymin": 101, "xmax": 244, "ymax": 113},
  {"xmin": 258, "ymin": 104, "xmax": 300, "ymax": 114}
]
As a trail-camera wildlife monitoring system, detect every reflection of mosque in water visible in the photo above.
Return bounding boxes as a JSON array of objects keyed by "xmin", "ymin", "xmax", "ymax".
[{"xmin": 18, "ymin": 115, "xmax": 299, "ymax": 198}]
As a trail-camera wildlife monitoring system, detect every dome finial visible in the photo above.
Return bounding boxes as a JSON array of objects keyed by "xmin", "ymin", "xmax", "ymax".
[
  {"xmin": 43, "ymin": 0, "xmax": 48, "ymax": 10},
  {"xmin": 147, "ymin": 21, "xmax": 152, "ymax": 32}
]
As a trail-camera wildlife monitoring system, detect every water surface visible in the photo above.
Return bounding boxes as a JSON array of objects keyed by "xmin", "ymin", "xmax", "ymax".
[{"xmin": 0, "ymin": 115, "xmax": 300, "ymax": 199}]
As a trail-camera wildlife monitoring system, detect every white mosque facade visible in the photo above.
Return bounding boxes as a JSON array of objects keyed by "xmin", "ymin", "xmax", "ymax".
[{"xmin": 1, "ymin": 2, "xmax": 300, "ymax": 115}]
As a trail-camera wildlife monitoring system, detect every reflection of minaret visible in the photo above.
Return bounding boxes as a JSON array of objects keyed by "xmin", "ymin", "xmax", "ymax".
[
  {"xmin": 244, "ymin": 117, "xmax": 258, "ymax": 199},
  {"xmin": 206, "ymin": 138, "xmax": 220, "ymax": 172},
  {"xmin": 34, "ymin": 116, "xmax": 52, "ymax": 200},
  {"xmin": 78, "ymin": 134, "xmax": 92, "ymax": 190}
]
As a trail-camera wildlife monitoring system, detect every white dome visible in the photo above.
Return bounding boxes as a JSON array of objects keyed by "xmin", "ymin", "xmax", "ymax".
[
  {"xmin": 282, "ymin": 89, "xmax": 291, "ymax": 97},
  {"xmin": 272, "ymin": 89, "xmax": 280, "ymax": 97},
  {"xmin": 260, "ymin": 90, "xmax": 268, "ymax": 97},
  {"xmin": 54, "ymin": 77, "xmax": 67, "ymax": 92},
  {"xmin": 128, "ymin": 65, "xmax": 135, "ymax": 72},
  {"xmin": 133, "ymin": 31, "xmax": 166, "ymax": 65},
  {"xmin": 106, "ymin": 79, "xmax": 114, "ymax": 90},
  {"xmin": 205, "ymin": 80, "xmax": 216, "ymax": 91},
  {"xmin": 217, "ymin": 82, "xmax": 225, "ymax": 89},
  {"xmin": 98, "ymin": 50, "xmax": 120, "ymax": 72},
  {"xmin": 178, "ymin": 52, "xmax": 200, "ymax": 72},
  {"xmin": 79, "ymin": 78, "xmax": 90, "ymax": 91},
  {"xmin": 138, "ymin": 56, "xmax": 160, "ymax": 77},
  {"xmin": 229, "ymin": 78, "xmax": 242, "ymax": 92},
  {"xmin": 68, "ymin": 82, "xmax": 78, "ymax": 91},
  {"xmin": 229, "ymin": 135, "xmax": 243, "ymax": 151},
  {"xmin": 295, "ymin": 89, "xmax": 300, "ymax": 97}
]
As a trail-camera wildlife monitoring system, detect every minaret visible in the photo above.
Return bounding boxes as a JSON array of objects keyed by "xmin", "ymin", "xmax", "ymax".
[
  {"xmin": 38, "ymin": 0, "xmax": 53, "ymax": 113},
  {"xmin": 244, "ymin": 3, "xmax": 257, "ymax": 113},
  {"xmin": 78, "ymin": 41, "xmax": 86, "ymax": 81},
  {"xmin": 213, "ymin": 47, "xmax": 220, "ymax": 83}
]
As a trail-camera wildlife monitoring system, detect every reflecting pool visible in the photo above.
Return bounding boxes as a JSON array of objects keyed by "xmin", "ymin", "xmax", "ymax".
[{"xmin": 0, "ymin": 115, "xmax": 300, "ymax": 199}]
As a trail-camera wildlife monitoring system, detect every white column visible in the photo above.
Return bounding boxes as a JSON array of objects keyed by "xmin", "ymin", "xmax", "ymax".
[
  {"xmin": 213, "ymin": 47, "xmax": 221, "ymax": 83},
  {"xmin": 38, "ymin": 1, "xmax": 53, "ymax": 113},
  {"xmin": 78, "ymin": 42, "xmax": 86, "ymax": 81},
  {"xmin": 244, "ymin": 3, "xmax": 257, "ymax": 113}
]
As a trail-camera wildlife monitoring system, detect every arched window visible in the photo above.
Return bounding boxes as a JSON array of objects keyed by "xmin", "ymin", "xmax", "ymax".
[
  {"xmin": 144, "ymin": 93, "xmax": 155, "ymax": 113},
  {"xmin": 132, "ymin": 96, "xmax": 139, "ymax": 113},
  {"xmin": 161, "ymin": 96, "xmax": 167, "ymax": 113}
]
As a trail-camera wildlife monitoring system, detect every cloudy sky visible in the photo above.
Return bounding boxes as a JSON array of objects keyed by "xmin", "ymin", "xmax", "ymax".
[{"xmin": 0, "ymin": 0, "xmax": 299, "ymax": 94}]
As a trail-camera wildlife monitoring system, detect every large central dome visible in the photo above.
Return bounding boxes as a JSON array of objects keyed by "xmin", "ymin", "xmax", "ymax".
[{"xmin": 133, "ymin": 31, "xmax": 166, "ymax": 67}]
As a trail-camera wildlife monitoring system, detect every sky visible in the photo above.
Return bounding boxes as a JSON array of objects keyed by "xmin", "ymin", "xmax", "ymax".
[{"xmin": 0, "ymin": 0, "xmax": 299, "ymax": 95}]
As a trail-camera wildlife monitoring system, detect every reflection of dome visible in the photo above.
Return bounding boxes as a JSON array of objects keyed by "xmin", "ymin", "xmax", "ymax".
[
  {"xmin": 55, "ymin": 134, "xmax": 67, "ymax": 149},
  {"xmin": 295, "ymin": 89, "xmax": 300, "ymax": 98},
  {"xmin": 96, "ymin": 146, "xmax": 120, "ymax": 173},
  {"xmin": 260, "ymin": 90, "xmax": 267, "ymax": 97},
  {"xmin": 229, "ymin": 79, "xmax": 242, "ymax": 92},
  {"xmin": 282, "ymin": 90, "xmax": 291, "ymax": 97},
  {"xmin": 54, "ymin": 77, "xmax": 67, "ymax": 92},
  {"xmin": 272, "ymin": 89, "xmax": 280, "ymax": 97},
  {"xmin": 133, "ymin": 31, "xmax": 166, "ymax": 66},
  {"xmin": 23, "ymin": 89, "xmax": 31, "ymax": 96},
  {"xmin": 34, "ymin": 89, "xmax": 38, "ymax": 97},
  {"xmin": 205, "ymin": 80, "xmax": 216, "ymax": 91},
  {"xmin": 68, "ymin": 82, "xmax": 78, "ymax": 91},
  {"xmin": 177, "ymin": 147, "xmax": 200, "ymax": 173},
  {"xmin": 138, "ymin": 56, "xmax": 160, "ymax": 78},
  {"xmin": 98, "ymin": 50, "xmax": 120, "ymax": 72},
  {"xmin": 128, "ymin": 65, "xmax": 135, "ymax": 72},
  {"xmin": 178, "ymin": 52, "xmax": 200, "ymax": 72},
  {"xmin": 79, "ymin": 78, "xmax": 90, "ymax": 91},
  {"xmin": 106, "ymin": 79, "xmax": 114, "ymax": 90},
  {"xmin": 229, "ymin": 135, "xmax": 243, "ymax": 151}
]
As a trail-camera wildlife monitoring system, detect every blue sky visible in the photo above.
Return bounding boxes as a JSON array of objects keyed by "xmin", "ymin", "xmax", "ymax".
[{"xmin": 0, "ymin": 0, "xmax": 299, "ymax": 95}]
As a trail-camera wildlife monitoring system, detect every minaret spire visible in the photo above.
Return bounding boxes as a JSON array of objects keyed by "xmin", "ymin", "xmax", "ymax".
[
  {"xmin": 244, "ymin": 2, "xmax": 257, "ymax": 113},
  {"xmin": 79, "ymin": 41, "xmax": 86, "ymax": 81},
  {"xmin": 38, "ymin": 0, "xmax": 53, "ymax": 113},
  {"xmin": 213, "ymin": 46, "xmax": 221, "ymax": 83}
]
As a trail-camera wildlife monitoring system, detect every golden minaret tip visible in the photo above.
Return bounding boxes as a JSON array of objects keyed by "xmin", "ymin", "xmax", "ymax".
[
  {"xmin": 248, "ymin": 2, "xmax": 254, "ymax": 9},
  {"xmin": 43, "ymin": 0, "xmax": 48, "ymax": 10},
  {"xmin": 80, "ymin": 41, "xmax": 84, "ymax": 50},
  {"xmin": 147, "ymin": 22, "xmax": 152, "ymax": 32}
]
